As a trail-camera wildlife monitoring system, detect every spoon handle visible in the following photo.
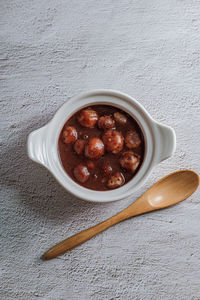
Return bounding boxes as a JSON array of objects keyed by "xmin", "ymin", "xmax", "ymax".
[
  {"xmin": 42, "ymin": 196, "xmax": 152, "ymax": 260},
  {"xmin": 43, "ymin": 210, "xmax": 131, "ymax": 260}
]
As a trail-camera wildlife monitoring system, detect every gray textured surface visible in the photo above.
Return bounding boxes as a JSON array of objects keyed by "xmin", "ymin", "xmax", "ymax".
[{"xmin": 1, "ymin": 0, "xmax": 200, "ymax": 299}]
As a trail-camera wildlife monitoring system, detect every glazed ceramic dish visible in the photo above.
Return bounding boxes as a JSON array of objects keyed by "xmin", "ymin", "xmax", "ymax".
[{"xmin": 27, "ymin": 90, "xmax": 176, "ymax": 202}]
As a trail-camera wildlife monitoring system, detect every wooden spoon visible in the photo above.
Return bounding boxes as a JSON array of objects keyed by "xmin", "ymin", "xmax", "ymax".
[{"xmin": 42, "ymin": 170, "xmax": 199, "ymax": 260}]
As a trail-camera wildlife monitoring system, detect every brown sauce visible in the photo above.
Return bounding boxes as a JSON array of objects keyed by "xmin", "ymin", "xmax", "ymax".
[{"xmin": 58, "ymin": 105, "xmax": 145, "ymax": 191}]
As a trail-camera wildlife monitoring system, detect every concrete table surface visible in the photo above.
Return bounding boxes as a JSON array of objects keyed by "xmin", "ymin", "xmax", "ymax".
[{"xmin": 1, "ymin": 1, "xmax": 200, "ymax": 299}]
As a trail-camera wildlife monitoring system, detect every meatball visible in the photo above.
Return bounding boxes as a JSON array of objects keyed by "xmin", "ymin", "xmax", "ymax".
[
  {"xmin": 103, "ymin": 129, "xmax": 124, "ymax": 154},
  {"xmin": 74, "ymin": 139, "xmax": 85, "ymax": 155},
  {"xmin": 125, "ymin": 130, "xmax": 141, "ymax": 149},
  {"xmin": 85, "ymin": 137, "xmax": 105, "ymax": 159},
  {"xmin": 86, "ymin": 160, "xmax": 95, "ymax": 170},
  {"xmin": 114, "ymin": 112, "xmax": 127, "ymax": 125},
  {"xmin": 62, "ymin": 126, "xmax": 78, "ymax": 144},
  {"xmin": 73, "ymin": 164, "xmax": 90, "ymax": 183},
  {"xmin": 107, "ymin": 172, "xmax": 125, "ymax": 189},
  {"xmin": 98, "ymin": 116, "xmax": 115, "ymax": 130},
  {"xmin": 120, "ymin": 151, "xmax": 140, "ymax": 173},
  {"xmin": 103, "ymin": 163, "xmax": 112, "ymax": 176},
  {"xmin": 77, "ymin": 109, "xmax": 98, "ymax": 128}
]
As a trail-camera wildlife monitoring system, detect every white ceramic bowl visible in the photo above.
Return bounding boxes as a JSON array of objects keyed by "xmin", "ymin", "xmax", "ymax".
[{"xmin": 27, "ymin": 90, "xmax": 176, "ymax": 203}]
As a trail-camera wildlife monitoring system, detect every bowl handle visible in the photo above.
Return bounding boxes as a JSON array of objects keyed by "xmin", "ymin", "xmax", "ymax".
[
  {"xmin": 154, "ymin": 122, "xmax": 176, "ymax": 164},
  {"xmin": 27, "ymin": 125, "xmax": 50, "ymax": 169}
]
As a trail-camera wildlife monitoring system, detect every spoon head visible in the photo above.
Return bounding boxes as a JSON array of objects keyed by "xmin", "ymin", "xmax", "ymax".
[{"xmin": 146, "ymin": 170, "xmax": 199, "ymax": 209}]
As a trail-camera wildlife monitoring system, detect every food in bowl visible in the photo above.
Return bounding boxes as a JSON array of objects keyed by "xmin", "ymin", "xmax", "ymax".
[{"xmin": 58, "ymin": 105, "xmax": 145, "ymax": 191}]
